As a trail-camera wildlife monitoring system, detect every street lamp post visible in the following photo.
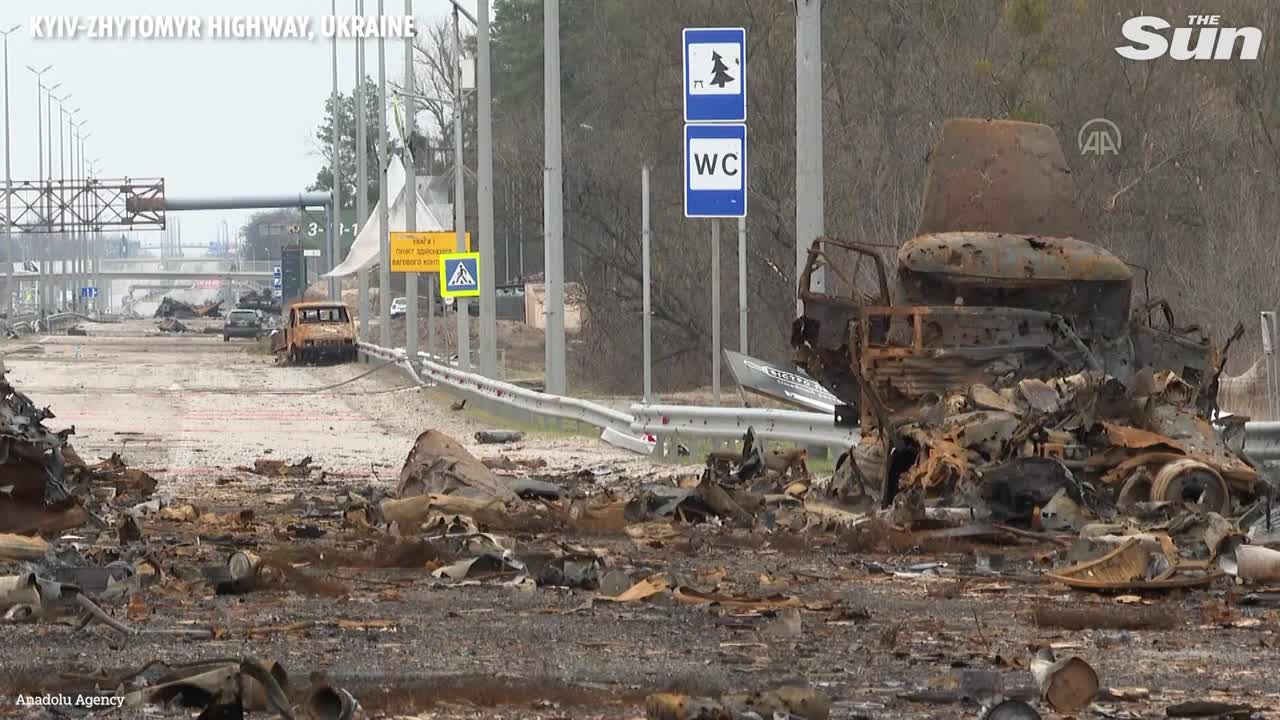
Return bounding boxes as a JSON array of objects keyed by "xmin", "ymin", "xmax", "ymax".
[
  {"xmin": 354, "ymin": 0, "xmax": 370, "ymax": 341},
  {"xmin": 476, "ymin": 0, "xmax": 496, "ymax": 377},
  {"xmin": 328, "ymin": 0, "xmax": 342, "ymax": 302},
  {"xmin": 404, "ymin": 0, "xmax": 418, "ymax": 362},
  {"xmin": 54, "ymin": 96, "xmax": 72, "ymax": 304},
  {"xmin": 73, "ymin": 120, "xmax": 88, "ymax": 306},
  {"xmin": 1, "ymin": 24, "xmax": 21, "ymax": 314},
  {"xmin": 50, "ymin": 91, "xmax": 69, "ymax": 306},
  {"xmin": 376, "ymin": 0, "xmax": 391, "ymax": 346},
  {"xmin": 61, "ymin": 106, "xmax": 78, "ymax": 299},
  {"xmin": 25, "ymin": 65, "xmax": 51, "ymax": 309}
]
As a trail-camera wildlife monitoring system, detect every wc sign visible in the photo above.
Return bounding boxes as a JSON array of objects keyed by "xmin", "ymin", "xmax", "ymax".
[
  {"xmin": 685, "ymin": 123, "xmax": 747, "ymax": 217},
  {"xmin": 683, "ymin": 27, "xmax": 747, "ymax": 218}
]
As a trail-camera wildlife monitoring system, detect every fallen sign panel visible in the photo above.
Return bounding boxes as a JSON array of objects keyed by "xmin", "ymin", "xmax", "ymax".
[{"xmin": 724, "ymin": 349, "xmax": 844, "ymax": 413}]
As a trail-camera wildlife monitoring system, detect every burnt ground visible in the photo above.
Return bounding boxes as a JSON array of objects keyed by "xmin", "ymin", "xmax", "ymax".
[{"xmin": 1, "ymin": 322, "xmax": 1277, "ymax": 719}]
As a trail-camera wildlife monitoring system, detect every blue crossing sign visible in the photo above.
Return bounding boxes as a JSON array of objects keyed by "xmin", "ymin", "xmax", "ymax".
[
  {"xmin": 683, "ymin": 27, "xmax": 746, "ymax": 123},
  {"xmin": 439, "ymin": 252, "xmax": 480, "ymax": 299},
  {"xmin": 684, "ymin": 123, "xmax": 747, "ymax": 218}
]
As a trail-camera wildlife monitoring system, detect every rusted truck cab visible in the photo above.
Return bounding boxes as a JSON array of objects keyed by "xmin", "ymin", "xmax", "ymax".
[{"xmin": 272, "ymin": 301, "xmax": 357, "ymax": 364}]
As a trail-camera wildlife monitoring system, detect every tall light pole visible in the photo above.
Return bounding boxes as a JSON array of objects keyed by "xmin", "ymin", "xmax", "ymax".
[
  {"xmin": 451, "ymin": 3, "xmax": 466, "ymax": 369},
  {"xmin": 476, "ymin": 0, "xmax": 496, "ymax": 377},
  {"xmin": 1, "ymin": 25, "xmax": 20, "ymax": 314},
  {"xmin": 73, "ymin": 120, "xmax": 88, "ymax": 305},
  {"xmin": 328, "ymin": 0, "xmax": 342, "ymax": 301},
  {"xmin": 354, "ymin": 0, "xmax": 370, "ymax": 340},
  {"xmin": 543, "ymin": 0, "xmax": 566, "ymax": 394},
  {"xmin": 404, "ymin": 0, "xmax": 419, "ymax": 361},
  {"xmin": 25, "ymin": 66, "xmax": 51, "ymax": 193},
  {"xmin": 377, "ymin": 0, "xmax": 391, "ymax": 346},
  {"xmin": 26, "ymin": 66, "xmax": 51, "ymax": 309},
  {"xmin": 60, "ymin": 105, "xmax": 77, "ymax": 297},
  {"xmin": 54, "ymin": 96, "xmax": 71, "ymax": 303},
  {"xmin": 51, "ymin": 91, "xmax": 69, "ymax": 305}
]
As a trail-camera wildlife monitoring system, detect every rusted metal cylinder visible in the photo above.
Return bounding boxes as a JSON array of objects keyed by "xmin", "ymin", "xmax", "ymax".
[{"xmin": 1150, "ymin": 458, "xmax": 1229, "ymax": 514}]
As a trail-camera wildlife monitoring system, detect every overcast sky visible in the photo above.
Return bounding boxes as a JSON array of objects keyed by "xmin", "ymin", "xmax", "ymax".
[{"xmin": 4, "ymin": 1, "xmax": 461, "ymax": 252}]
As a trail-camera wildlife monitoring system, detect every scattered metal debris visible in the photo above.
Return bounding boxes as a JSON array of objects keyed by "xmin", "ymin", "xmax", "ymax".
[
  {"xmin": 154, "ymin": 296, "xmax": 223, "ymax": 319},
  {"xmin": 475, "ymin": 430, "xmax": 525, "ymax": 444}
]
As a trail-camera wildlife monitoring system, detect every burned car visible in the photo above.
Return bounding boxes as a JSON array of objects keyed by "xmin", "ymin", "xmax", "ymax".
[{"xmin": 792, "ymin": 118, "xmax": 1257, "ymax": 516}]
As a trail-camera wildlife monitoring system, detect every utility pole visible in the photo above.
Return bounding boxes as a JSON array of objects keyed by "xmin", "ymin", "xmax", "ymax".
[
  {"xmin": 543, "ymin": 0, "xmax": 566, "ymax": 394},
  {"xmin": 795, "ymin": 0, "xmax": 824, "ymax": 313},
  {"xmin": 329, "ymin": 0, "xmax": 342, "ymax": 301},
  {"xmin": 476, "ymin": 0, "xmax": 497, "ymax": 377},
  {"xmin": 641, "ymin": 165, "xmax": 651, "ymax": 402},
  {"xmin": 1, "ymin": 25, "xmax": 19, "ymax": 315},
  {"xmin": 354, "ymin": 0, "xmax": 370, "ymax": 341},
  {"xmin": 377, "ymin": 0, "xmax": 392, "ymax": 346},
  {"xmin": 452, "ymin": 4, "xmax": 469, "ymax": 370},
  {"xmin": 404, "ymin": 0, "xmax": 418, "ymax": 361}
]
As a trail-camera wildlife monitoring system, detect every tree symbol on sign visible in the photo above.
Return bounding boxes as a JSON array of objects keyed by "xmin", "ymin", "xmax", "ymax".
[{"xmin": 709, "ymin": 51, "xmax": 733, "ymax": 88}]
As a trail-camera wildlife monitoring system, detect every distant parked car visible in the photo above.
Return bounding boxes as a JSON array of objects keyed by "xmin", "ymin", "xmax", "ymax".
[
  {"xmin": 223, "ymin": 308, "xmax": 262, "ymax": 341},
  {"xmin": 390, "ymin": 296, "xmax": 407, "ymax": 318}
]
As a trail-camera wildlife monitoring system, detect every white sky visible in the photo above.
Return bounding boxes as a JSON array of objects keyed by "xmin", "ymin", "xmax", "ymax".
[{"xmin": 3, "ymin": 1, "xmax": 463, "ymax": 252}]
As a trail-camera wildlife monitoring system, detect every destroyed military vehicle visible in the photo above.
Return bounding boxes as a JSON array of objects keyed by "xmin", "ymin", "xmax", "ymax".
[{"xmin": 791, "ymin": 119, "xmax": 1258, "ymax": 518}]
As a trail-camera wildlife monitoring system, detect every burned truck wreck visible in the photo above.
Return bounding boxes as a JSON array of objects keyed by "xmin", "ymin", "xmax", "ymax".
[{"xmin": 792, "ymin": 118, "xmax": 1257, "ymax": 517}]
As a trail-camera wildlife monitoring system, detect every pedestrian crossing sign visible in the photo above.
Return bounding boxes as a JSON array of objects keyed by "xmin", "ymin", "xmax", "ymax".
[{"xmin": 439, "ymin": 252, "xmax": 481, "ymax": 299}]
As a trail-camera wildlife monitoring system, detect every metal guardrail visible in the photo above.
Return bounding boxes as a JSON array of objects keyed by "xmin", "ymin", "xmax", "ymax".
[
  {"xmin": 357, "ymin": 341, "xmax": 855, "ymax": 455},
  {"xmin": 1242, "ymin": 421, "xmax": 1280, "ymax": 462},
  {"xmin": 416, "ymin": 350, "xmax": 634, "ymax": 433},
  {"xmin": 630, "ymin": 403, "xmax": 859, "ymax": 452}
]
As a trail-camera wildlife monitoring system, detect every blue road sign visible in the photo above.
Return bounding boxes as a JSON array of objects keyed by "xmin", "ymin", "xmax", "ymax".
[
  {"xmin": 440, "ymin": 252, "xmax": 481, "ymax": 299},
  {"xmin": 80, "ymin": 287, "xmax": 98, "ymax": 298},
  {"xmin": 683, "ymin": 27, "xmax": 746, "ymax": 123},
  {"xmin": 684, "ymin": 123, "xmax": 747, "ymax": 218}
]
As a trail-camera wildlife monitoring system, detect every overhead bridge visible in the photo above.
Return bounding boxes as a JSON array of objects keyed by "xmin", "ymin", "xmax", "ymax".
[{"xmin": 20, "ymin": 270, "xmax": 271, "ymax": 281}]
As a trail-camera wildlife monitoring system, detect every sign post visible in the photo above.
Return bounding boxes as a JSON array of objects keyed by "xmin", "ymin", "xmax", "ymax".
[{"xmin": 684, "ymin": 26, "xmax": 746, "ymax": 404}]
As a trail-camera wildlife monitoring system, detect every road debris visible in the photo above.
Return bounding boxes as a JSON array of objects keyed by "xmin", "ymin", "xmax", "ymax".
[
  {"xmin": 154, "ymin": 296, "xmax": 223, "ymax": 318},
  {"xmin": 1031, "ymin": 603, "xmax": 1180, "ymax": 631},
  {"xmin": 980, "ymin": 698, "xmax": 1041, "ymax": 720},
  {"xmin": 246, "ymin": 456, "xmax": 317, "ymax": 477},
  {"xmin": 1234, "ymin": 544, "xmax": 1280, "ymax": 582},
  {"xmin": 0, "ymin": 533, "xmax": 49, "ymax": 561},
  {"xmin": 646, "ymin": 685, "xmax": 830, "ymax": 720},
  {"xmin": 475, "ymin": 429, "xmax": 526, "ymax": 444},
  {"xmin": 156, "ymin": 317, "xmax": 188, "ymax": 333},
  {"xmin": 397, "ymin": 429, "xmax": 520, "ymax": 503},
  {"xmin": 1029, "ymin": 648, "xmax": 1098, "ymax": 713}
]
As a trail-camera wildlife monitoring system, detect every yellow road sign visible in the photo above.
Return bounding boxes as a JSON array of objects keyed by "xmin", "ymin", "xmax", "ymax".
[{"xmin": 390, "ymin": 231, "xmax": 471, "ymax": 272}]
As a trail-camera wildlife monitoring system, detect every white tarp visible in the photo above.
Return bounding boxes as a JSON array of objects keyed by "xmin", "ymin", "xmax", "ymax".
[{"xmin": 325, "ymin": 156, "xmax": 452, "ymax": 277}]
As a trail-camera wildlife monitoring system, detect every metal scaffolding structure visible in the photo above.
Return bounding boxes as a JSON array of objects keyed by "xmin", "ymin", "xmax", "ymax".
[{"xmin": 3, "ymin": 177, "xmax": 166, "ymax": 232}]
